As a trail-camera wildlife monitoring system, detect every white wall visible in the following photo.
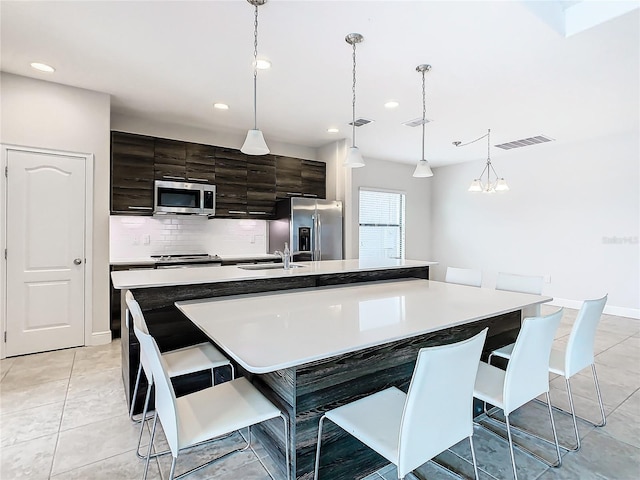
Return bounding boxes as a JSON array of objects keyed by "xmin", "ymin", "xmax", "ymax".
[
  {"xmin": 111, "ymin": 113, "xmax": 318, "ymax": 161},
  {"xmin": 431, "ymin": 131, "xmax": 639, "ymax": 317},
  {"xmin": 0, "ymin": 72, "xmax": 112, "ymax": 343},
  {"xmin": 351, "ymin": 157, "xmax": 433, "ymax": 261}
]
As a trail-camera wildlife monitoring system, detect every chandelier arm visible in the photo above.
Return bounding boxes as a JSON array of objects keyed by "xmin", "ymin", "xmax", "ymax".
[{"xmin": 454, "ymin": 132, "xmax": 489, "ymax": 148}]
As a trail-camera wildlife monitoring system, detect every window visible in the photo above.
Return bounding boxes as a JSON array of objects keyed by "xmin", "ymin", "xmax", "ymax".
[{"xmin": 358, "ymin": 189, "xmax": 405, "ymax": 260}]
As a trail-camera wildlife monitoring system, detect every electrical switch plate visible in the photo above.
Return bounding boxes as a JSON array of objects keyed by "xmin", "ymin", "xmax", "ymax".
[
  {"xmin": 543, "ymin": 274, "xmax": 551, "ymax": 283},
  {"xmin": 143, "ymin": 234, "xmax": 151, "ymax": 245}
]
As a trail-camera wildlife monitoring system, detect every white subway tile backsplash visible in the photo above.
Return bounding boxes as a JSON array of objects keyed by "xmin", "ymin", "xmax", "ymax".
[{"xmin": 110, "ymin": 215, "xmax": 269, "ymax": 260}]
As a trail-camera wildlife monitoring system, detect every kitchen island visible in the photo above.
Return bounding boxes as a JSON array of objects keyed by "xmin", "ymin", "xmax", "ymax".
[
  {"xmin": 111, "ymin": 259, "xmax": 435, "ymax": 421},
  {"xmin": 175, "ymin": 279, "xmax": 552, "ymax": 480}
]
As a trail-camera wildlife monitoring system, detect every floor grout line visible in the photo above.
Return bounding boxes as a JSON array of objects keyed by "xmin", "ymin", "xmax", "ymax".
[{"xmin": 47, "ymin": 350, "xmax": 75, "ymax": 479}]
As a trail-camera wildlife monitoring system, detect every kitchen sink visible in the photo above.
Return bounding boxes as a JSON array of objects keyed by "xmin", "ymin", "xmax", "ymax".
[{"xmin": 237, "ymin": 263, "xmax": 306, "ymax": 270}]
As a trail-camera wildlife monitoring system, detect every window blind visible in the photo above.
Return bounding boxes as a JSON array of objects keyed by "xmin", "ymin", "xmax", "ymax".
[{"xmin": 358, "ymin": 189, "xmax": 405, "ymax": 260}]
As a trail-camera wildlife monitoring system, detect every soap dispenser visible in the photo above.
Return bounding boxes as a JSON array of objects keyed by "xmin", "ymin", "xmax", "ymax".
[{"xmin": 283, "ymin": 242, "xmax": 291, "ymax": 270}]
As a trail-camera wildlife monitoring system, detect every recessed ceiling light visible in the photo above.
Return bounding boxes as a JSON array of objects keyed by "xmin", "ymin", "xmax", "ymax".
[
  {"xmin": 30, "ymin": 62, "xmax": 55, "ymax": 73},
  {"xmin": 384, "ymin": 100, "xmax": 399, "ymax": 109},
  {"xmin": 327, "ymin": 128, "xmax": 339, "ymax": 133},
  {"xmin": 213, "ymin": 103, "xmax": 229, "ymax": 110},
  {"xmin": 255, "ymin": 59, "xmax": 271, "ymax": 70}
]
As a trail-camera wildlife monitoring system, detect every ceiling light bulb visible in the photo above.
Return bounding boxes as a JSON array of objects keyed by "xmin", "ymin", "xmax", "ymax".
[
  {"xmin": 384, "ymin": 101, "xmax": 399, "ymax": 109},
  {"xmin": 327, "ymin": 128, "xmax": 339, "ymax": 133},
  {"xmin": 30, "ymin": 62, "xmax": 55, "ymax": 73},
  {"xmin": 213, "ymin": 103, "xmax": 229, "ymax": 110},
  {"xmin": 255, "ymin": 59, "xmax": 271, "ymax": 70}
]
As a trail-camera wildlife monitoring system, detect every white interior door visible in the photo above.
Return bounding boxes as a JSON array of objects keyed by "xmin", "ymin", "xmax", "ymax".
[{"xmin": 5, "ymin": 149, "xmax": 86, "ymax": 356}]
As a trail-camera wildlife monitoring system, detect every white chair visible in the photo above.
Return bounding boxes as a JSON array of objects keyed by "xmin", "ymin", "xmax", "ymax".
[
  {"xmin": 496, "ymin": 272, "xmax": 545, "ymax": 318},
  {"xmin": 489, "ymin": 295, "xmax": 608, "ymax": 451},
  {"xmin": 126, "ymin": 292, "xmax": 234, "ymax": 459},
  {"xmin": 314, "ymin": 328, "xmax": 488, "ymax": 480},
  {"xmin": 445, "ymin": 267, "xmax": 482, "ymax": 287},
  {"xmin": 127, "ymin": 292, "xmax": 291, "ymax": 480},
  {"xmin": 474, "ymin": 309, "xmax": 563, "ymax": 480}
]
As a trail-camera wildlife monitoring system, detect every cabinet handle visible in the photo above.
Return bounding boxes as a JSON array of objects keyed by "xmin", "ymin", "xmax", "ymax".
[
  {"xmin": 128, "ymin": 206, "xmax": 153, "ymax": 210},
  {"xmin": 187, "ymin": 177, "xmax": 209, "ymax": 182},
  {"xmin": 228, "ymin": 210, "xmax": 247, "ymax": 214},
  {"xmin": 286, "ymin": 192, "xmax": 302, "ymax": 196},
  {"xmin": 248, "ymin": 211, "xmax": 267, "ymax": 215},
  {"xmin": 162, "ymin": 175, "xmax": 185, "ymax": 180},
  {"xmin": 302, "ymin": 193, "xmax": 318, "ymax": 198}
]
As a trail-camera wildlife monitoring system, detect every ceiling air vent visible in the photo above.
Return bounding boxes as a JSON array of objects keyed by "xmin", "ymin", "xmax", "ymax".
[
  {"xmin": 494, "ymin": 135, "xmax": 554, "ymax": 150},
  {"xmin": 348, "ymin": 118, "xmax": 374, "ymax": 127},
  {"xmin": 402, "ymin": 117, "xmax": 432, "ymax": 127}
]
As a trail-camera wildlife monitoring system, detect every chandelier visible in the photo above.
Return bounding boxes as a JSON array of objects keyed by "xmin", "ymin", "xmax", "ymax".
[{"xmin": 454, "ymin": 129, "xmax": 509, "ymax": 193}]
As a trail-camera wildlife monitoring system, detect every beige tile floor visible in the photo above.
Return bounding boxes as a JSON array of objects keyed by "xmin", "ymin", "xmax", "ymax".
[{"xmin": 1, "ymin": 304, "xmax": 638, "ymax": 480}]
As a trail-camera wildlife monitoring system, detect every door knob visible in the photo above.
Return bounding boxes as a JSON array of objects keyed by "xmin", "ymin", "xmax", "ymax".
[{"xmin": 74, "ymin": 258, "xmax": 83, "ymax": 265}]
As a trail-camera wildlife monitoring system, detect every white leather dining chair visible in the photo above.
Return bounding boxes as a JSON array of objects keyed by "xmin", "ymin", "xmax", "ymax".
[
  {"xmin": 488, "ymin": 295, "xmax": 608, "ymax": 451},
  {"xmin": 126, "ymin": 292, "xmax": 234, "ymax": 459},
  {"xmin": 313, "ymin": 328, "xmax": 488, "ymax": 480},
  {"xmin": 445, "ymin": 267, "xmax": 482, "ymax": 287},
  {"xmin": 474, "ymin": 309, "xmax": 563, "ymax": 480},
  {"xmin": 127, "ymin": 292, "xmax": 291, "ymax": 480},
  {"xmin": 496, "ymin": 272, "xmax": 545, "ymax": 318}
]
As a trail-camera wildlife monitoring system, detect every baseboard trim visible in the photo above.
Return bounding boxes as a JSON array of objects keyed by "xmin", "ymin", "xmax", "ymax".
[
  {"xmin": 548, "ymin": 298, "xmax": 639, "ymax": 320},
  {"xmin": 90, "ymin": 330, "xmax": 113, "ymax": 345}
]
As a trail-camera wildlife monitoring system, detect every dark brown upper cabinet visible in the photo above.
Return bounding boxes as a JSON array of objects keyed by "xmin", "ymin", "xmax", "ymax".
[
  {"xmin": 247, "ymin": 155, "xmax": 277, "ymax": 217},
  {"xmin": 110, "ymin": 131, "xmax": 326, "ymax": 218},
  {"xmin": 185, "ymin": 143, "xmax": 216, "ymax": 183},
  {"xmin": 214, "ymin": 147, "xmax": 248, "ymax": 217},
  {"xmin": 111, "ymin": 132, "xmax": 155, "ymax": 213}
]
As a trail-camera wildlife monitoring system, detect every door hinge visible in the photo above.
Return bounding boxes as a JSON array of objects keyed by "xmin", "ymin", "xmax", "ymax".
[
  {"xmin": 4, "ymin": 166, "xmax": 7, "ymax": 177},
  {"xmin": 3, "ymin": 331, "xmax": 6, "ymax": 343},
  {"xmin": 3, "ymin": 248, "xmax": 6, "ymax": 260}
]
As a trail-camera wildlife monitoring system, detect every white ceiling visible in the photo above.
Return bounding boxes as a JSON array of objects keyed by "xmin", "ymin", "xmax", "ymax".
[{"xmin": 1, "ymin": 1, "xmax": 638, "ymax": 167}]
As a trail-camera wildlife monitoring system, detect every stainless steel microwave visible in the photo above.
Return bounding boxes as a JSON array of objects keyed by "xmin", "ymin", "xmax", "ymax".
[{"xmin": 153, "ymin": 180, "xmax": 216, "ymax": 216}]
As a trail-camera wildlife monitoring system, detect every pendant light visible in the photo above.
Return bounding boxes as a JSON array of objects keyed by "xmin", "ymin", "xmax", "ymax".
[
  {"xmin": 241, "ymin": 0, "xmax": 269, "ymax": 155},
  {"xmin": 458, "ymin": 129, "xmax": 509, "ymax": 193},
  {"xmin": 412, "ymin": 64, "xmax": 434, "ymax": 178},
  {"xmin": 344, "ymin": 33, "xmax": 365, "ymax": 168}
]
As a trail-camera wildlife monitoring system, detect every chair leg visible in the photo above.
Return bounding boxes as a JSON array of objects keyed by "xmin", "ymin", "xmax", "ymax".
[
  {"xmin": 314, "ymin": 415, "xmax": 327, "ymax": 480},
  {"xmin": 280, "ymin": 413, "xmax": 291, "ymax": 480},
  {"xmin": 504, "ymin": 415, "xmax": 519, "ymax": 480},
  {"xmin": 544, "ymin": 392, "xmax": 562, "ymax": 468},
  {"xmin": 143, "ymin": 412, "xmax": 159, "ymax": 480},
  {"xmin": 469, "ymin": 435, "xmax": 480, "ymax": 480},
  {"xmin": 168, "ymin": 456, "xmax": 177, "ymax": 480},
  {"xmin": 592, "ymin": 364, "xmax": 607, "ymax": 427},
  {"xmin": 565, "ymin": 378, "xmax": 581, "ymax": 451},
  {"xmin": 136, "ymin": 382, "xmax": 153, "ymax": 459},
  {"xmin": 129, "ymin": 362, "xmax": 142, "ymax": 422}
]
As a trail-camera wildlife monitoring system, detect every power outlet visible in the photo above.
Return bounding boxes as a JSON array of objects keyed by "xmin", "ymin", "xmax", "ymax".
[
  {"xmin": 143, "ymin": 234, "xmax": 151, "ymax": 245},
  {"xmin": 543, "ymin": 274, "xmax": 551, "ymax": 283}
]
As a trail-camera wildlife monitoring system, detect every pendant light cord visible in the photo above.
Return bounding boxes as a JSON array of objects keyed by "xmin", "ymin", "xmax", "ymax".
[
  {"xmin": 351, "ymin": 40, "xmax": 357, "ymax": 148},
  {"xmin": 421, "ymin": 69, "xmax": 426, "ymax": 161},
  {"xmin": 253, "ymin": 4, "xmax": 259, "ymax": 130}
]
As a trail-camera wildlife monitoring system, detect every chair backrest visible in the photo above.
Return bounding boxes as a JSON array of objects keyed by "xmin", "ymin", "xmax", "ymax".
[
  {"xmin": 126, "ymin": 291, "xmax": 180, "ymax": 457},
  {"xmin": 445, "ymin": 267, "xmax": 482, "ymax": 287},
  {"xmin": 397, "ymin": 328, "xmax": 487, "ymax": 477},
  {"xmin": 503, "ymin": 308, "xmax": 563, "ymax": 414},
  {"xmin": 565, "ymin": 294, "xmax": 608, "ymax": 377},
  {"xmin": 496, "ymin": 272, "xmax": 544, "ymax": 295},
  {"xmin": 126, "ymin": 291, "xmax": 154, "ymax": 386}
]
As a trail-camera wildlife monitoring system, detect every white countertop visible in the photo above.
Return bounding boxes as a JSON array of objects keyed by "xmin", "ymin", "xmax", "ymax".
[
  {"xmin": 111, "ymin": 259, "xmax": 436, "ymax": 289},
  {"xmin": 175, "ymin": 279, "xmax": 552, "ymax": 374}
]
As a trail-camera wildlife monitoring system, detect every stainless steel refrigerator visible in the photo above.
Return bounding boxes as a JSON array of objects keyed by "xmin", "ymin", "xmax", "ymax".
[{"xmin": 269, "ymin": 198, "xmax": 343, "ymax": 261}]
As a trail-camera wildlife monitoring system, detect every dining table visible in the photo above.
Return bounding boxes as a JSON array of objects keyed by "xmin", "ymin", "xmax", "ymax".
[{"xmin": 175, "ymin": 278, "xmax": 552, "ymax": 480}]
